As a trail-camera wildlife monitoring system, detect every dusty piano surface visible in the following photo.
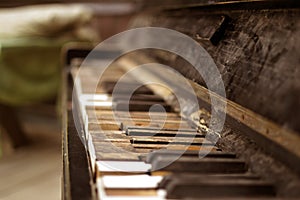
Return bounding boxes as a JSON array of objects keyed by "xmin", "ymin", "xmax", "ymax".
[
  {"xmin": 65, "ymin": 57, "xmax": 274, "ymax": 199},
  {"xmin": 63, "ymin": 52, "xmax": 300, "ymax": 199},
  {"xmin": 62, "ymin": 1, "xmax": 300, "ymax": 199}
]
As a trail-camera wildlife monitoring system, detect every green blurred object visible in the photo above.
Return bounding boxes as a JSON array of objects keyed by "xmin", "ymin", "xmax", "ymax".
[
  {"xmin": 0, "ymin": 38, "xmax": 62, "ymax": 105},
  {"xmin": 0, "ymin": 4, "xmax": 100, "ymax": 106}
]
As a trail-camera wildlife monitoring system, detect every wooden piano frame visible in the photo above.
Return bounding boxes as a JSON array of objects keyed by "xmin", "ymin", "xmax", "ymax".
[{"xmin": 62, "ymin": 48, "xmax": 95, "ymax": 200}]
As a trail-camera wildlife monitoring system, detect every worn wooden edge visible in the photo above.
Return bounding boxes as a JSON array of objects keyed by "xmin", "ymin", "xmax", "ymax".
[
  {"xmin": 62, "ymin": 67, "xmax": 71, "ymax": 200},
  {"xmin": 116, "ymin": 54, "xmax": 300, "ymax": 175},
  {"xmin": 189, "ymin": 80, "xmax": 300, "ymax": 152},
  {"xmin": 62, "ymin": 63, "xmax": 95, "ymax": 200},
  {"xmin": 189, "ymin": 81, "xmax": 300, "ymax": 175}
]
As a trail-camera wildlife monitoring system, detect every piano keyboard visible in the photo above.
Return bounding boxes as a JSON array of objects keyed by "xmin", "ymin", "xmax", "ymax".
[{"xmin": 71, "ymin": 54, "xmax": 277, "ymax": 199}]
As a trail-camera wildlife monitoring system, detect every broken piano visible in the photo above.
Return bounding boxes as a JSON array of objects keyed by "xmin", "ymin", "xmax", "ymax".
[{"xmin": 62, "ymin": 1, "xmax": 300, "ymax": 200}]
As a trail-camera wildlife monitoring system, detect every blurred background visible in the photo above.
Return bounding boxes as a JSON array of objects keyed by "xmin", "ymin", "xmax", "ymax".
[{"xmin": 0, "ymin": 1, "xmax": 137, "ymax": 199}]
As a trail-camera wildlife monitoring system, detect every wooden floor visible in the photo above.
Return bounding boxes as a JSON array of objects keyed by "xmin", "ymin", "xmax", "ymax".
[{"xmin": 0, "ymin": 109, "xmax": 61, "ymax": 200}]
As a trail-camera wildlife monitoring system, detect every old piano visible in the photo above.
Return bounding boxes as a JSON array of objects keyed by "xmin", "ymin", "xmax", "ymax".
[{"xmin": 62, "ymin": 0, "xmax": 300, "ymax": 199}]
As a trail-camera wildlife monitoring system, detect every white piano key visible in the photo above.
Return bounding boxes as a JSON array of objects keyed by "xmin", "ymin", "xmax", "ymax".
[
  {"xmin": 96, "ymin": 160, "xmax": 151, "ymax": 172},
  {"xmin": 96, "ymin": 177, "xmax": 166, "ymax": 200},
  {"xmin": 80, "ymin": 94, "xmax": 109, "ymax": 101},
  {"xmin": 83, "ymin": 101, "xmax": 113, "ymax": 107},
  {"xmin": 102, "ymin": 175, "xmax": 163, "ymax": 189}
]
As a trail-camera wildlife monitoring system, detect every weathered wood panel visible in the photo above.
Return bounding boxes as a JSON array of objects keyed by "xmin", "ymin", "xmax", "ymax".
[{"xmin": 131, "ymin": 8, "xmax": 300, "ymax": 133}]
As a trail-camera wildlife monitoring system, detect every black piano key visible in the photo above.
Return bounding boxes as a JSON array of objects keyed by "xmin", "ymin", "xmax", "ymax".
[
  {"xmin": 145, "ymin": 150, "xmax": 236, "ymax": 163},
  {"xmin": 131, "ymin": 143, "xmax": 220, "ymax": 152},
  {"xmin": 130, "ymin": 136, "xmax": 213, "ymax": 146},
  {"xmin": 102, "ymin": 81, "xmax": 154, "ymax": 95},
  {"xmin": 112, "ymin": 94, "xmax": 165, "ymax": 102},
  {"xmin": 114, "ymin": 100, "xmax": 172, "ymax": 112},
  {"xmin": 121, "ymin": 123, "xmax": 192, "ymax": 133},
  {"xmin": 165, "ymin": 177, "xmax": 276, "ymax": 199},
  {"xmin": 123, "ymin": 125, "xmax": 197, "ymax": 134},
  {"xmin": 126, "ymin": 129, "xmax": 204, "ymax": 137},
  {"xmin": 151, "ymin": 156, "xmax": 247, "ymax": 173},
  {"xmin": 159, "ymin": 173, "xmax": 262, "ymax": 189}
]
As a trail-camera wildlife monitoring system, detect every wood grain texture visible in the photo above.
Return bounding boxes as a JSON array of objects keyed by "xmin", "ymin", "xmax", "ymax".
[{"xmin": 131, "ymin": 8, "xmax": 300, "ymax": 133}]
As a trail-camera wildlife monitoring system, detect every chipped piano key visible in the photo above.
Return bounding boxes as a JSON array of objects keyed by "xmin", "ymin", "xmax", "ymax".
[
  {"xmin": 122, "ymin": 125, "xmax": 197, "ymax": 134},
  {"xmin": 144, "ymin": 150, "xmax": 237, "ymax": 163},
  {"xmin": 114, "ymin": 100, "xmax": 172, "ymax": 112},
  {"xmin": 132, "ymin": 144, "xmax": 220, "ymax": 151},
  {"xmin": 88, "ymin": 122, "xmax": 121, "ymax": 131},
  {"xmin": 87, "ymin": 110, "xmax": 181, "ymax": 121},
  {"xmin": 158, "ymin": 173, "xmax": 262, "ymax": 189},
  {"xmin": 151, "ymin": 156, "xmax": 247, "ymax": 173},
  {"xmin": 102, "ymin": 81, "xmax": 154, "ymax": 95},
  {"xmin": 165, "ymin": 176, "xmax": 275, "ymax": 199},
  {"xmin": 126, "ymin": 129, "xmax": 205, "ymax": 137},
  {"xmin": 130, "ymin": 136, "xmax": 214, "ymax": 146},
  {"xmin": 112, "ymin": 94, "xmax": 165, "ymax": 102}
]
